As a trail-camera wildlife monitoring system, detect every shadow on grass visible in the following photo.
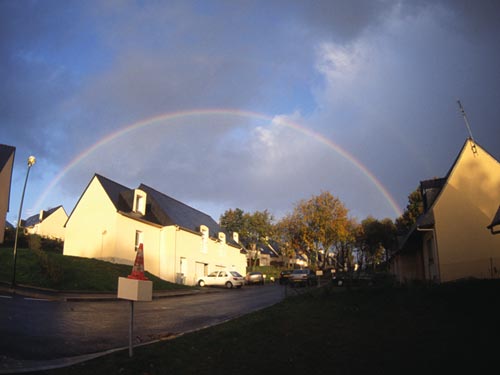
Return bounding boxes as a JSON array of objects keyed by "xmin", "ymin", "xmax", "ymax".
[{"xmin": 40, "ymin": 279, "xmax": 500, "ymax": 375}]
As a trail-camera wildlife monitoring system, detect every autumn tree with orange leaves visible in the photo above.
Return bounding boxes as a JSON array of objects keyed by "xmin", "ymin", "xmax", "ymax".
[{"xmin": 277, "ymin": 191, "xmax": 350, "ymax": 269}]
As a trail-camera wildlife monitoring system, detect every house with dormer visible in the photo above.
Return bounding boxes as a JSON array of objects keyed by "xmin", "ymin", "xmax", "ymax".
[
  {"xmin": 63, "ymin": 174, "xmax": 247, "ymax": 285},
  {"xmin": 0, "ymin": 144, "xmax": 15, "ymax": 244},
  {"xmin": 23, "ymin": 206, "xmax": 67, "ymax": 240},
  {"xmin": 391, "ymin": 139, "xmax": 500, "ymax": 283}
]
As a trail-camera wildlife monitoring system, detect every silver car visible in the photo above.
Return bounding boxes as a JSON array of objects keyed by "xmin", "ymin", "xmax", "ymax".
[
  {"xmin": 289, "ymin": 269, "xmax": 318, "ymax": 287},
  {"xmin": 197, "ymin": 270, "xmax": 244, "ymax": 289}
]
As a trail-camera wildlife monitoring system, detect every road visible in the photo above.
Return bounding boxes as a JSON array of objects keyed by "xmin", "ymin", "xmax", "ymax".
[{"xmin": 0, "ymin": 284, "xmax": 285, "ymax": 361}]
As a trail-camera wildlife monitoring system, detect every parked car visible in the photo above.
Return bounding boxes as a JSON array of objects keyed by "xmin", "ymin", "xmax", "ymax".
[
  {"xmin": 332, "ymin": 272, "xmax": 345, "ymax": 286},
  {"xmin": 289, "ymin": 269, "xmax": 318, "ymax": 287},
  {"xmin": 332, "ymin": 271, "xmax": 376, "ymax": 287},
  {"xmin": 245, "ymin": 272, "xmax": 265, "ymax": 285},
  {"xmin": 197, "ymin": 270, "xmax": 244, "ymax": 289},
  {"xmin": 279, "ymin": 269, "xmax": 293, "ymax": 285}
]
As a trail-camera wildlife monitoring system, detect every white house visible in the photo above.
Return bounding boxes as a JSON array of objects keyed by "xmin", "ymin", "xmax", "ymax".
[
  {"xmin": 23, "ymin": 206, "xmax": 67, "ymax": 240},
  {"xmin": 63, "ymin": 174, "xmax": 247, "ymax": 285}
]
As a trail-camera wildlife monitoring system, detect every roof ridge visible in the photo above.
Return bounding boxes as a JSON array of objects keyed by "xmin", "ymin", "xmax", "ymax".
[{"xmin": 138, "ymin": 183, "xmax": 213, "ymax": 219}]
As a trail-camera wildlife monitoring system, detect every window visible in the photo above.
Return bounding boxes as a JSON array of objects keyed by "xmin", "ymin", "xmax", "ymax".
[
  {"xmin": 133, "ymin": 189, "xmax": 147, "ymax": 215},
  {"xmin": 200, "ymin": 225, "xmax": 208, "ymax": 254},
  {"xmin": 135, "ymin": 230, "xmax": 143, "ymax": 251}
]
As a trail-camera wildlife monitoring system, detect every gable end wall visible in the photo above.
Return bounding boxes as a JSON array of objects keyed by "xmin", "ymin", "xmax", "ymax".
[{"xmin": 433, "ymin": 143, "xmax": 500, "ymax": 281}]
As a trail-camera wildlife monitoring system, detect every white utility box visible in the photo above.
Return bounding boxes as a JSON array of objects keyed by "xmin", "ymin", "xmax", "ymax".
[{"xmin": 117, "ymin": 277, "xmax": 153, "ymax": 301}]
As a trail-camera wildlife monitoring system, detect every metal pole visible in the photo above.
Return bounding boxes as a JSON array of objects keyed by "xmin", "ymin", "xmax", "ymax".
[
  {"xmin": 129, "ymin": 300, "xmax": 135, "ymax": 357},
  {"xmin": 12, "ymin": 160, "xmax": 34, "ymax": 288},
  {"xmin": 129, "ymin": 300, "xmax": 134, "ymax": 357}
]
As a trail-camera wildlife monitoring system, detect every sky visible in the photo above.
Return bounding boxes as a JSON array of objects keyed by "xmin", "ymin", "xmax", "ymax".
[{"xmin": 2, "ymin": 0, "xmax": 500, "ymax": 226}]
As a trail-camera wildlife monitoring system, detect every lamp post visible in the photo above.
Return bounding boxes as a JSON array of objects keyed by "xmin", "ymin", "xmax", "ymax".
[{"xmin": 11, "ymin": 155, "xmax": 36, "ymax": 288}]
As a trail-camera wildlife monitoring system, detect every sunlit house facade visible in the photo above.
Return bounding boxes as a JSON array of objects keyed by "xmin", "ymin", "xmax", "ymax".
[
  {"xmin": 63, "ymin": 174, "xmax": 246, "ymax": 285},
  {"xmin": 0, "ymin": 144, "xmax": 15, "ymax": 244},
  {"xmin": 23, "ymin": 206, "xmax": 67, "ymax": 240},
  {"xmin": 391, "ymin": 139, "xmax": 500, "ymax": 283}
]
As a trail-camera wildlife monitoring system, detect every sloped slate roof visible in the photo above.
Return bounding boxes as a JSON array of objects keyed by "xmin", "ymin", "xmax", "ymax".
[
  {"xmin": 258, "ymin": 240, "xmax": 280, "ymax": 257},
  {"xmin": 420, "ymin": 177, "xmax": 447, "ymax": 190},
  {"xmin": 139, "ymin": 184, "xmax": 221, "ymax": 236},
  {"xmin": 93, "ymin": 174, "xmax": 224, "ymax": 239},
  {"xmin": 488, "ymin": 206, "xmax": 500, "ymax": 230},
  {"xmin": 96, "ymin": 174, "xmax": 131, "ymax": 210},
  {"xmin": 0, "ymin": 144, "xmax": 15, "ymax": 171},
  {"xmin": 396, "ymin": 210, "xmax": 435, "ymax": 252}
]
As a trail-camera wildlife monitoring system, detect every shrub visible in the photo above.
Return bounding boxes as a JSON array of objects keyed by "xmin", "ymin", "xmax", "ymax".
[
  {"xmin": 2, "ymin": 229, "xmax": 28, "ymax": 248},
  {"xmin": 40, "ymin": 237, "xmax": 64, "ymax": 254},
  {"xmin": 33, "ymin": 248, "xmax": 64, "ymax": 284},
  {"xmin": 28, "ymin": 234, "xmax": 42, "ymax": 251}
]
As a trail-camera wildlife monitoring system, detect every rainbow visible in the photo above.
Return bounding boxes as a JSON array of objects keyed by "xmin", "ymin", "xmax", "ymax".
[{"xmin": 33, "ymin": 109, "xmax": 402, "ymax": 217}]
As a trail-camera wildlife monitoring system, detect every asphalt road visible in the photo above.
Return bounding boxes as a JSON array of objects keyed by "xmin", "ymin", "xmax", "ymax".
[{"xmin": 0, "ymin": 284, "xmax": 285, "ymax": 361}]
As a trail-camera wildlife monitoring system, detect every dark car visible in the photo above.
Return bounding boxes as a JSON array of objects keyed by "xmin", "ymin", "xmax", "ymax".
[
  {"xmin": 279, "ymin": 269, "xmax": 293, "ymax": 285},
  {"xmin": 332, "ymin": 271, "xmax": 376, "ymax": 287},
  {"xmin": 245, "ymin": 272, "xmax": 265, "ymax": 285},
  {"xmin": 289, "ymin": 269, "xmax": 318, "ymax": 287},
  {"xmin": 332, "ymin": 272, "xmax": 345, "ymax": 286}
]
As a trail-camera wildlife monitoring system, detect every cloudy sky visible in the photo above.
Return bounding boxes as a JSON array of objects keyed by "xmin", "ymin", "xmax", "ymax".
[{"xmin": 2, "ymin": 0, "xmax": 500, "ymax": 225}]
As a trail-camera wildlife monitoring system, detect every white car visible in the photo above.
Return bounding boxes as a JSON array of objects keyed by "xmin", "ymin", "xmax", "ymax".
[{"xmin": 197, "ymin": 270, "xmax": 244, "ymax": 289}]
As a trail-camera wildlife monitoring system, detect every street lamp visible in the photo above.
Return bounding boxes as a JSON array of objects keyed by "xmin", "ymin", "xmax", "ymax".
[{"xmin": 11, "ymin": 155, "xmax": 36, "ymax": 288}]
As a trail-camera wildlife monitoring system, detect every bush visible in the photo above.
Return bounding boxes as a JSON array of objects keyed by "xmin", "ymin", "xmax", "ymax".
[
  {"xmin": 40, "ymin": 237, "xmax": 64, "ymax": 254},
  {"xmin": 2, "ymin": 228, "xmax": 28, "ymax": 248},
  {"xmin": 33, "ymin": 248, "xmax": 64, "ymax": 284},
  {"xmin": 28, "ymin": 234, "xmax": 42, "ymax": 251}
]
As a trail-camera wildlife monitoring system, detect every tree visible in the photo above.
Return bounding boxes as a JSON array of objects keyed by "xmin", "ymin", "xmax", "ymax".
[
  {"xmin": 276, "ymin": 191, "xmax": 350, "ymax": 269},
  {"xmin": 334, "ymin": 217, "xmax": 359, "ymax": 272},
  {"xmin": 395, "ymin": 187, "xmax": 423, "ymax": 234},
  {"xmin": 220, "ymin": 208, "xmax": 274, "ymax": 269},
  {"xmin": 275, "ymin": 211, "xmax": 305, "ymax": 268},
  {"xmin": 219, "ymin": 208, "xmax": 245, "ymax": 235},
  {"xmin": 358, "ymin": 216, "xmax": 397, "ymax": 270}
]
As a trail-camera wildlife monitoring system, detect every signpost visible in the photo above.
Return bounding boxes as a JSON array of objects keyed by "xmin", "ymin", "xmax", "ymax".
[
  {"xmin": 316, "ymin": 270, "xmax": 323, "ymax": 287},
  {"xmin": 117, "ymin": 244, "xmax": 153, "ymax": 357}
]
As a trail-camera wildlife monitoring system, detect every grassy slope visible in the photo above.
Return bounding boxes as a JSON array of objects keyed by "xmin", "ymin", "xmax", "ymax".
[
  {"xmin": 44, "ymin": 280, "xmax": 500, "ymax": 375},
  {"xmin": 0, "ymin": 248, "xmax": 189, "ymax": 291}
]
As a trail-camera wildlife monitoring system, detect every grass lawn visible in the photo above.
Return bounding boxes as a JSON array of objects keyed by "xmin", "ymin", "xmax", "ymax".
[
  {"xmin": 0, "ymin": 247, "xmax": 189, "ymax": 291},
  {"xmin": 40, "ymin": 279, "xmax": 500, "ymax": 375}
]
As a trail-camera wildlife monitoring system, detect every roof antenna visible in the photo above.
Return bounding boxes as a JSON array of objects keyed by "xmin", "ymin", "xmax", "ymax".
[{"xmin": 457, "ymin": 99, "xmax": 477, "ymax": 155}]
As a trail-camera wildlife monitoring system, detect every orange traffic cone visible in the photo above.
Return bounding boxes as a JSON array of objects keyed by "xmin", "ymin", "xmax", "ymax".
[{"xmin": 128, "ymin": 243, "xmax": 148, "ymax": 280}]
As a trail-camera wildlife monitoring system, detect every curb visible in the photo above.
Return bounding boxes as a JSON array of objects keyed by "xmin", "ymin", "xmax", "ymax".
[{"xmin": 0, "ymin": 284, "xmax": 219, "ymax": 302}]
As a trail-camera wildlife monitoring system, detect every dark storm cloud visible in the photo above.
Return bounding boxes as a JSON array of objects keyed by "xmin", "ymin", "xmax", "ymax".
[
  {"xmin": 3, "ymin": 0, "xmax": 500, "ymax": 223},
  {"xmin": 409, "ymin": 0, "xmax": 500, "ymax": 39},
  {"xmin": 0, "ymin": 1, "xmax": 98, "ymax": 161},
  {"xmin": 301, "ymin": 0, "xmax": 500, "ymax": 214},
  {"xmin": 284, "ymin": 0, "xmax": 395, "ymax": 42}
]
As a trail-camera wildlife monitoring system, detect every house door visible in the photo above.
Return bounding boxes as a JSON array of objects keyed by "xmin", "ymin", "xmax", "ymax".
[{"xmin": 178, "ymin": 257, "xmax": 188, "ymax": 284}]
